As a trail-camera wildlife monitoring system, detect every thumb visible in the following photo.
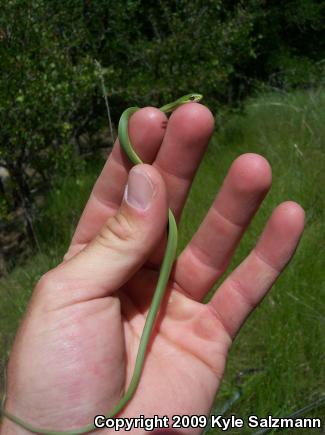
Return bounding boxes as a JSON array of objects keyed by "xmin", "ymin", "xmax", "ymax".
[{"xmin": 52, "ymin": 164, "xmax": 169, "ymax": 301}]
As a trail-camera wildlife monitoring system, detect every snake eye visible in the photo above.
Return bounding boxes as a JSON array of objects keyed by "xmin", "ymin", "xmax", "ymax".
[{"xmin": 189, "ymin": 95, "xmax": 195, "ymax": 101}]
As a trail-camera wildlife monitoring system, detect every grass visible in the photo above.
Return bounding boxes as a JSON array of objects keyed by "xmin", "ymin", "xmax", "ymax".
[{"xmin": 1, "ymin": 89, "xmax": 324, "ymax": 433}]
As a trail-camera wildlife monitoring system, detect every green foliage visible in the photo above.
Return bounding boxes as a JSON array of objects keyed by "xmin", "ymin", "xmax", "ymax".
[
  {"xmin": 0, "ymin": 0, "xmax": 99, "ymax": 246},
  {"xmin": 247, "ymin": 0, "xmax": 325, "ymax": 89},
  {"xmin": 107, "ymin": 0, "xmax": 258, "ymax": 104}
]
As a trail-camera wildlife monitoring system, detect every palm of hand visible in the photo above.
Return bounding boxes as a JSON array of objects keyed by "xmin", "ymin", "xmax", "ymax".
[{"xmin": 8, "ymin": 269, "xmax": 226, "ymax": 432}]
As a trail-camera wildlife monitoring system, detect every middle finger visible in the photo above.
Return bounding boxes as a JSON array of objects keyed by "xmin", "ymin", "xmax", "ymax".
[{"xmin": 153, "ymin": 102, "xmax": 214, "ymax": 221}]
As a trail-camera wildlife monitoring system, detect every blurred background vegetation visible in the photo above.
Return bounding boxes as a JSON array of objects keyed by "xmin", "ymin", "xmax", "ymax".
[{"xmin": 0, "ymin": 0, "xmax": 324, "ymax": 432}]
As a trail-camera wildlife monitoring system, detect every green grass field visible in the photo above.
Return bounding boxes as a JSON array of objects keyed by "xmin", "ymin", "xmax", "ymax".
[{"xmin": 1, "ymin": 89, "xmax": 324, "ymax": 433}]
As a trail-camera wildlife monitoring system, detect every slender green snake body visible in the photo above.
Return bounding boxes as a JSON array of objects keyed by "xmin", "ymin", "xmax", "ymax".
[{"xmin": 1, "ymin": 93, "xmax": 203, "ymax": 434}]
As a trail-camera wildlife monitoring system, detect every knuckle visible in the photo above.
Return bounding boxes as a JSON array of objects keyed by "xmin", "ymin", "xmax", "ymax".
[
  {"xmin": 229, "ymin": 277, "xmax": 256, "ymax": 310},
  {"xmin": 37, "ymin": 270, "xmax": 61, "ymax": 293},
  {"xmin": 96, "ymin": 213, "xmax": 137, "ymax": 248},
  {"xmin": 35, "ymin": 269, "xmax": 67, "ymax": 306}
]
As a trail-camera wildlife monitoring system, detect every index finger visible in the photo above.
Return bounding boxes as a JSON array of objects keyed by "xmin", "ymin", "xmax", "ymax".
[{"xmin": 65, "ymin": 107, "xmax": 167, "ymax": 260}]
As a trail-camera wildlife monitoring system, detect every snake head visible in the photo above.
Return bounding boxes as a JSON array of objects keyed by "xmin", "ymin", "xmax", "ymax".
[
  {"xmin": 183, "ymin": 93, "xmax": 203, "ymax": 103},
  {"xmin": 160, "ymin": 93, "xmax": 203, "ymax": 113}
]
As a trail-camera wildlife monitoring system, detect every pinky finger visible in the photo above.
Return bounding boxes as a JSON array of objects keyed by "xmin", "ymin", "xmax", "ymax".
[{"xmin": 210, "ymin": 201, "xmax": 305, "ymax": 339}]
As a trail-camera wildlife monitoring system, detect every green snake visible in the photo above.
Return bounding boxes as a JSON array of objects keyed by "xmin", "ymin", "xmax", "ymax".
[{"xmin": 1, "ymin": 93, "xmax": 203, "ymax": 434}]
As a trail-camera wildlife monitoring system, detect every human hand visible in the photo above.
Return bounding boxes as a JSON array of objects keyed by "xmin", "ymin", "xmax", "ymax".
[{"xmin": 1, "ymin": 102, "xmax": 305, "ymax": 434}]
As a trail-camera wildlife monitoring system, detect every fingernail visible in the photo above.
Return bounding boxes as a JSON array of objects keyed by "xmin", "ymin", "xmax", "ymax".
[{"xmin": 125, "ymin": 167, "xmax": 154, "ymax": 210}]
